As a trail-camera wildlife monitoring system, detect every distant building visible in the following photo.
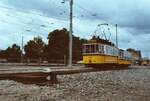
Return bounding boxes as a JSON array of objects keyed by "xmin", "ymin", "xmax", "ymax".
[
  {"xmin": 127, "ymin": 48, "xmax": 142, "ymax": 65},
  {"xmin": 127, "ymin": 48, "xmax": 141, "ymax": 60}
]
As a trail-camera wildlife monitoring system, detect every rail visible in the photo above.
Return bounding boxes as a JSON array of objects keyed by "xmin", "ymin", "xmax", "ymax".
[
  {"xmin": 0, "ymin": 67, "xmax": 100, "ymax": 84},
  {"xmin": 0, "ymin": 66, "xmax": 135, "ymax": 84}
]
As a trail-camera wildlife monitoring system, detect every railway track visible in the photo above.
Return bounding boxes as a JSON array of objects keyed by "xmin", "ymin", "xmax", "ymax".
[{"xmin": 0, "ymin": 66, "xmax": 135, "ymax": 85}]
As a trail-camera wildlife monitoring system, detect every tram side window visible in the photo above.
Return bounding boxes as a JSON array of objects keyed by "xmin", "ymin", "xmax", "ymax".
[
  {"xmin": 99, "ymin": 45, "xmax": 104, "ymax": 54},
  {"xmin": 120, "ymin": 51, "xmax": 124, "ymax": 58},
  {"xmin": 91, "ymin": 45, "xmax": 95, "ymax": 53},
  {"xmin": 102, "ymin": 45, "xmax": 104, "ymax": 54},
  {"xmin": 114, "ymin": 48, "xmax": 119, "ymax": 56},
  {"xmin": 95, "ymin": 44, "xmax": 99, "ymax": 53}
]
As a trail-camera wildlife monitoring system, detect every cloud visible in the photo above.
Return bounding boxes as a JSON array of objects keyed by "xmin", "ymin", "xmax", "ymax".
[
  {"xmin": 76, "ymin": 0, "xmax": 150, "ymax": 35},
  {"xmin": 0, "ymin": 0, "xmax": 69, "ymax": 20},
  {"xmin": 0, "ymin": 0, "xmax": 150, "ymax": 57}
]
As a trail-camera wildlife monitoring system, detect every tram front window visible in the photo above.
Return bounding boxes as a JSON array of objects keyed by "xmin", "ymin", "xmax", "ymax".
[
  {"xmin": 85, "ymin": 45, "xmax": 90, "ymax": 53},
  {"xmin": 84, "ymin": 44, "xmax": 99, "ymax": 54}
]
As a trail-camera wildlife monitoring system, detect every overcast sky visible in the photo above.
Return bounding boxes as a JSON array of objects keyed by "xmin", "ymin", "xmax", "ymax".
[{"xmin": 0, "ymin": 0, "xmax": 150, "ymax": 57}]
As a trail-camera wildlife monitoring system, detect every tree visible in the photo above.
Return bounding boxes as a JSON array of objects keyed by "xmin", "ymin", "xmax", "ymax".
[
  {"xmin": 47, "ymin": 28, "xmax": 85, "ymax": 63},
  {"xmin": 72, "ymin": 36, "xmax": 82, "ymax": 61},
  {"xmin": 5, "ymin": 44, "xmax": 22, "ymax": 62},
  {"xmin": 47, "ymin": 28, "xmax": 69, "ymax": 63},
  {"xmin": 0, "ymin": 50, "xmax": 7, "ymax": 59},
  {"xmin": 24, "ymin": 36, "xmax": 45, "ymax": 62}
]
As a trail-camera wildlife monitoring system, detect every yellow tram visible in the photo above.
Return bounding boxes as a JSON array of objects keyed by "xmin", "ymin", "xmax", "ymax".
[
  {"xmin": 141, "ymin": 59, "xmax": 149, "ymax": 66},
  {"xmin": 118, "ymin": 49, "xmax": 132, "ymax": 67},
  {"xmin": 82, "ymin": 38, "xmax": 132, "ymax": 68}
]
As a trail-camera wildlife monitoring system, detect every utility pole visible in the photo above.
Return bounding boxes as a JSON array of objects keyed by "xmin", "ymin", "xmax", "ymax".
[
  {"xmin": 115, "ymin": 24, "xmax": 119, "ymax": 64},
  {"xmin": 147, "ymin": 50, "xmax": 149, "ymax": 59},
  {"xmin": 62, "ymin": 0, "xmax": 73, "ymax": 67},
  {"xmin": 21, "ymin": 36, "xmax": 24, "ymax": 63},
  {"xmin": 69, "ymin": 0, "xmax": 73, "ymax": 67},
  {"xmin": 115, "ymin": 24, "xmax": 118, "ymax": 48}
]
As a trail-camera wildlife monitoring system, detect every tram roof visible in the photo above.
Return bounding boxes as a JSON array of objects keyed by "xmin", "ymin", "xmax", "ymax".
[{"xmin": 83, "ymin": 39, "xmax": 116, "ymax": 47}]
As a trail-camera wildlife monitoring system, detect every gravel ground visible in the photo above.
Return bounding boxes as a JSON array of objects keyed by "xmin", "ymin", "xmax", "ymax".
[{"xmin": 0, "ymin": 68, "xmax": 150, "ymax": 101}]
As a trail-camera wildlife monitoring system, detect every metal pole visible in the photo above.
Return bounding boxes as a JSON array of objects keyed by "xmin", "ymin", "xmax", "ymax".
[
  {"xmin": 115, "ymin": 24, "xmax": 118, "ymax": 48},
  {"xmin": 115, "ymin": 24, "xmax": 119, "ymax": 64},
  {"xmin": 21, "ymin": 36, "xmax": 24, "ymax": 63},
  {"xmin": 68, "ymin": 0, "xmax": 73, "ymax": 67}
]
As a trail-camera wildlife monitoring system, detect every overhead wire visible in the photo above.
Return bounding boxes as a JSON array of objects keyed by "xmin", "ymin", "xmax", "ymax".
[
  {"xmin": 74, "ymin": 3, "xmax": 97, "ymax": 17},
  {"xmin": 74, "ymin": 3, "xmax": 117, "ymax": 42},
  {"xmin": 0, "ymin": 1, "xmax": 115, "ymax": 39},
  {"xmin": 0, "ymin": 2, "xmax": 69, "ymax": 23},
  {"xmin": 0, "ymin": 4, "xmax": 57, "ymax": 36},
  {"xmin": 74, "ymin": 3, "xmax": 115, "ymax": 28}
]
